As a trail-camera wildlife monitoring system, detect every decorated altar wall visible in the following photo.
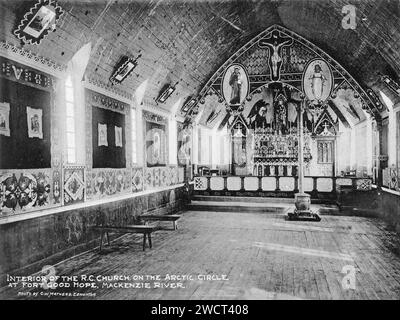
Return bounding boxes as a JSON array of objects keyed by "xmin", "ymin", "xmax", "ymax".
[{"xmin": 191, "ymin": 25, "xmax": 383, "ymax": 179}]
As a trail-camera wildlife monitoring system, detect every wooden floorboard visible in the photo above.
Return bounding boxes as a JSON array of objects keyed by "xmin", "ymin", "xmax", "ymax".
[{"xmin": 1, "ymin": 209, "xmax": 400, "ymax": 300}]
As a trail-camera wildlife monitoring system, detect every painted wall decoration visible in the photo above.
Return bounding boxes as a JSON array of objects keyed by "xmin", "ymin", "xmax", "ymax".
[
  {"xmin": 177, "ymin": 122, "xmax": 192, "ymax": 166},
  {"xmin": 0, "ymin": 170, "xmax": 51, "ymax": 213},
  {"xmin": 87, "ymin": 168, "xmax": 130, "ymax": 200},
  {"xmin": 0, "ymin": 102, "xmax": 10, "ymax": 137},
  {"xmin": 0, "ymin": 57, "xmax": 53, "ymax": 88},
  {"xmin": 0, "ymin": 67, "xmax": 52, "ymax": 170},
  {"xmin": 231, "ymin": 119, "xmax": 247, "ymax": 167},
  {"xmin": 115, "ymin": 125, "xmax": 122, "ymax": 147},
  {"xmin": 63, "ymin": 166, "xmax": 85, "ymax": 205},
  {"xmin": 98, "ymin": 123, "xmax": 108, "ymax": 146},
  {"xmin": 143, "ymin": 166, "xmax": 184, "ymax": 190},
  {"xmin": 85, "ymin": 89, "xmax": 130, "ymax": 200},
  {"xmin": 132, "ymin": 167, "xmax": 143, "ymax": 192},
  {"xmin": 221, "ymin": 64, "xmax": 249, "ymax": 107},
  {"xmin": 143, "ymin": 110, "xmax": 168, "ymax": 167},
  {"xmin": 13, "ymin": 0, "xmax": 64, "ymax": 45},
  {"xmin": 65, "ymin": 212, "xmax": 83, "ymax": 244},
  {"xmin": 194, "ymin": 25, "xmax": 382, "ymax": 122},
  {"xmin": 303, "ymin": 59, "xmax": 333, "ymax": 105},
  {"xmin": 26, "ymin": 106, "xmax": 43, "ymax": 139},
  {"xmin": 92, "ymin": 104, "xmax": 126, "ymax": 168},
  {"xmin": 258, "ymin": 29, "xmax": 293, "ymax": 81}
]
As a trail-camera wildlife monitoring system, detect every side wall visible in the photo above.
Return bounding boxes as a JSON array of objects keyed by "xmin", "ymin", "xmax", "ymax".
[{"xmin": 0, "ymin": 185, "xmax": 188, "ymax": 287}]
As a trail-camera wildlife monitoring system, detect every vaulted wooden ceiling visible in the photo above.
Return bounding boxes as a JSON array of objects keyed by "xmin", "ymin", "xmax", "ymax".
[{"xmin": 1, "ymin": 0, "xmax": 399, "ymax": 113}]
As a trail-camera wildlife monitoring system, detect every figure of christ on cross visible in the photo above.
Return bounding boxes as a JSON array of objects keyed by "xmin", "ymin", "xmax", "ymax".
[{"xmin": 258, "ymin": 30, "xmax": 293, "ymax": 81}]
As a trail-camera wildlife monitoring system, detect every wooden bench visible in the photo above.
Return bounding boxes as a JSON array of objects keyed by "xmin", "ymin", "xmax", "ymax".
[
  {"xmin": 139, "ymin": 214, "xmax": 181, "ymax": 230},
  {"xmin": 92, "ymin": 225, "xmax": 157, "ymax": 252}
]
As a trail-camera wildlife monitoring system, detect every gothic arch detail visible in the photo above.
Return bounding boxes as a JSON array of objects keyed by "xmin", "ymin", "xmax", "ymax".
[{"xmin": 185, "ymin": 25, "xmax": 384, "ymax": 122}]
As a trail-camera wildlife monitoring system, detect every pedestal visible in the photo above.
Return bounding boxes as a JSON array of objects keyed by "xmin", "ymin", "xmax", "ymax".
[
  {"xmin": 287, "ymin": 192, "xmax": 321, "ymax": 221},
  {"xmin": 294, "ymin": 192, "xmax": 311, "ymax": 211}
]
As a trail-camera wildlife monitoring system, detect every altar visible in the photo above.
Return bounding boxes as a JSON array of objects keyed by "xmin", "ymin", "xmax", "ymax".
[{"xmin": 230, "ymin": 83, "xmax": 325, "ymax": 177}]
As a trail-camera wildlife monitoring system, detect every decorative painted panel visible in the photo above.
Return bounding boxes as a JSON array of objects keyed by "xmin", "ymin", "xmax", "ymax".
[
  {"xmin": 356, "ymin": 179, "xmax": 372, "ymax": 191},
  {"xmin": 131, "ymin": 167, "xmax": 143, "ymax": 192},
  {"xmin": 87, "ymin": 168, "xmax": 130, "ymax": 200},
  {"xmin": 178, "ymin": 167, "xmax": 185, "ymax": 183},
  {"xmin": 317, "ymin": 178, "xmax": 333, "ymax": 192},
  {"xmin": 177, "ymin": 122, "xmax": 192, "ymax": 166},
  {"xmin": 143, "ymin": 166, "xmax": 183, "ymax": 190},
  {"xmin": 170, "ymin": 166, "xmax": 178, "ymax": 185},
  {"xmin": 0, "ymin": 169, "xmax": 51, "ymax": 214},
  {"xmin": 85, "ymin": 88, "xmax": 131, "ymax": 200},
  {"xmin": 63, "ymin": 166, "xmax": 85, "ymax": 205},
  {"xmin": 194, "ymin": 177, "xmax": 207, "ymax": 191},
  {"xmin": 0, "ymin": 58, "xmax": 61, "ymax": 216},
  {"xmin": 261, "ymin": 177, "xmax": 276, "ymax": 191},
  {"xmin": 279, "ymin": 177, "xmax": 295, "ymax": 191},
  {"xmin": 194, "ymin": 25, "xmax": 382, "ymax": 122},
  {"xmin": 336, "ymin": 178, "xmax": 352, "ymax": 186},
  {"xmin": 210, "ymin": 177, "xmax": 224, "ymax": 191},
  {"xmin": 143, "ymin": 110, "xmax": 168, "ymax": 167},
  {"xmin": 244, "ymin": 177, "xmax": 258, "ymax": 191},
  {"xmin": 336, "ymin": 178, "xmax": 352, "ymax": 191},
  {"xmin": 227, "ymin": 177, "xmax": 241, "ymax": 191},
  {"xmin": 303, "ymin": 177, "xmax": 314, "ymax": 192},
  {"xmin": 382, "ymin": 168, "xmax": 390, "ymax": 188},
  {"xmin": 389, "ymin": 167, "xmax": 399, "ymax": 191}
]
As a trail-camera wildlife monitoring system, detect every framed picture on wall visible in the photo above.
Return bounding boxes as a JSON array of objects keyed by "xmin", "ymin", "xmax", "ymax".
[
  {"xmin": 26, "ymin": 106, "xmax": 43, "ymax": 139},
  {"xmin": 14, "ymin": 0, "xmax": 64, "ymax": 45},
  {"xmin": 115, "ymin": 126, "xmax": 122, "ymax": 147},
  {"xmin": 0, "ymin": 102, "xmax": 10, "ymax": 137},
  {"xmin": 98, "ymin": 123, "xmax": 108, "ymax": 146},
  {"xmin": 110, "ymin": 56, "xmax": 138, "ymax": 85}
]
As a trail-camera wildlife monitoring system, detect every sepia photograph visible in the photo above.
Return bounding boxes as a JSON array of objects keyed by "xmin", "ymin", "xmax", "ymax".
[{"xmin": 0, "ymin": 0, "xmax": 399, "ymax": 314}]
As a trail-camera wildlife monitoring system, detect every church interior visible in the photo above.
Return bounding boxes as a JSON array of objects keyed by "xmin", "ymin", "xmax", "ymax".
[{"xmin": 0, "ymin": 0, "xmax": 400, "ymax": 300}]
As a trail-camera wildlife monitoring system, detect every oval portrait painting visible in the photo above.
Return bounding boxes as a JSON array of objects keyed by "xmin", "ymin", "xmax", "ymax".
[
  {"xmin": 221, "ymin": 64, "xmax": 249, "ymax": 106},
  {"xmin": 302, "ymin": 59, "xmax": 333, "ymax": 104}
]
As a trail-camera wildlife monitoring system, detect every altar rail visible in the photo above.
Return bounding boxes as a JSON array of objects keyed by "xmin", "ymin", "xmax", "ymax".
[{"xmin": 193, "ymin": 176, "xmax": 373, "ymax": 200}]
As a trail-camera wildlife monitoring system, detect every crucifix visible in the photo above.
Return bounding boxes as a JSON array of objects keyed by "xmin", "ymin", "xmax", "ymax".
[{"xmin": 258, "ymin": 30, "xmax": 293, "ymax": 81}]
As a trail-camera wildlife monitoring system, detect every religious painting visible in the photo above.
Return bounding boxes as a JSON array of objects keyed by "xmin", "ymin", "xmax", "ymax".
[
  {"xmin": 26, "ymin": 106, "xmax": 43, "ymax": 139},
  {"xmin": 14, "ymin": 0, "xmax": 64, "ymax": 45},
  {"xmin": 246, "ymin": 83, "xmax": 302, "ymax": 133},
  {"xmin": 98, "ymin": 123, "xmax": 108, "ymax": 146},
  {"xmin": 0, "ymin": 102, "xmax": 10, "ymax": 137},
  {"xmin": 177, "ymin": 125, "xmax": 192, "ymax": 166},
  {"xmin": 221, "ymin": 64, "xmax": 249, "ymax": 106},
  {"xmin": 231, "ymin": 120, "xmax": 247, "ymax": 167},
  {"xmin": 115, "ymin": 126, "xmax": 122, "ymax": 147},
  {"xmin": 303, "ymin": 59, "xmax": 333, "ymax": 105},
  {"xmin": 258, "ymin": 30, "xmax": 293, "ymax": 81},
  {"xmin": 144, "ymin": 111, "xmax": 167, "ymax": 167}
]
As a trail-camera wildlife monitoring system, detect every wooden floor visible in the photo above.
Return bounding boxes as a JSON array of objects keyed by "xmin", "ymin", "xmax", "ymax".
[{"xmin": 2, "ymin": 207, "xmax": 400, "ymax": 300}]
